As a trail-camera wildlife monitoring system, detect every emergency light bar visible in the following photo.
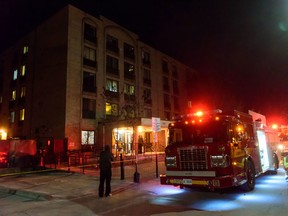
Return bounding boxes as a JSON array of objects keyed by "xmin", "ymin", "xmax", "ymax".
[{"xmin": 173, "ymin": 109, "xmax": 222, "ymax": 120}]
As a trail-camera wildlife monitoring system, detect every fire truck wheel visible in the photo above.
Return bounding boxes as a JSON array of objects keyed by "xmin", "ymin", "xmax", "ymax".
[
  {"xmin": 271, "ymin": 153, "xmax": 279, "ymax": 174},
  {"xmin": 241, "ymin": 160, "xmax": 256, "ymax": 192}
]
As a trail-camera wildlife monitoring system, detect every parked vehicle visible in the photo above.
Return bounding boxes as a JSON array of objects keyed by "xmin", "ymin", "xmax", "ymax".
[{"xmin": 160, "ymin": 109, "xmax": 279, "ymax": 191}]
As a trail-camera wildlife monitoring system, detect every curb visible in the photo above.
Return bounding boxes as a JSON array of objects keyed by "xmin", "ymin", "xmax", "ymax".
[{"xmin": 0, "ymin": 186, "xmax": 53, "ymax": 201}]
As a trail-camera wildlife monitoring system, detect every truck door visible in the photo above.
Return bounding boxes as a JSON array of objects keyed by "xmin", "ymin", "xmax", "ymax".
[{"xmin": 256, "ymin": 130, "xmax": 269, "ymax": 172}]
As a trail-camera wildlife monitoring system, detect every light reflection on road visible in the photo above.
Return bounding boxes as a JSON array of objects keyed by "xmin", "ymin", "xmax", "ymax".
[{"xmin": 150, "ymin": 168, "xmax": 288, "ymax": 212}]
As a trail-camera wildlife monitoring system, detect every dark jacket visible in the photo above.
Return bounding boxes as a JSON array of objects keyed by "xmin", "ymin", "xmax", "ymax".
[{"xmin": 99, "ymin": 146, "xmax": 113, "ymax": 171}]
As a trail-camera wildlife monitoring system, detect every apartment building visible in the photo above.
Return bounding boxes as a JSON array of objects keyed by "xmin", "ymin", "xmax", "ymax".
[{"xmin": 0, "ymin": 5, "xmax": 195, "ymax": 155}]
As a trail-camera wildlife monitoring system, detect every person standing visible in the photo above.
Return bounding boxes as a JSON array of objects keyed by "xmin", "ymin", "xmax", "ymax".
[{"xmin": 98, "ymin": 145, "xmax": 114, "ymax": 197}]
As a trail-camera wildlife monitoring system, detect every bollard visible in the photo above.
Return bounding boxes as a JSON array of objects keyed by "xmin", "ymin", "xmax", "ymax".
[
  {"xmin": 155, "ymin": 153, "xmax": 159, "ymax": 178},
  {"xmin": 134, "ymin": 163, "xmax": 140, "ymax": 183},
  {"xmin": 68, "ymin": 156, "xmax": 70, "ymax": 172},
  {"xmin": 120, "ymin": 154, "xmax": 124, "ymax": 180}
]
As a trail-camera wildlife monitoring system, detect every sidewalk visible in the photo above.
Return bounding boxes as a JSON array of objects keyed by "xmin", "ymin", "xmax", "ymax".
[
  {"xmin": 0, "ymin": 169, "xmax": 137, "ymax": 201},
  {"xmin": 0, "ymin": 158, "xmax": 165, "ymax": 201}
]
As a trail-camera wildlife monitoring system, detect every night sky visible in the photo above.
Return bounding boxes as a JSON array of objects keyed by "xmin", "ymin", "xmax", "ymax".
[{"xmin": 1, "ymin": 0, "xmax": 288, "ymax": 124}]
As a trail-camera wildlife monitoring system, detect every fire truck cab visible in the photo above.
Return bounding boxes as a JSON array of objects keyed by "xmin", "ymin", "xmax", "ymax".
[{"xmin": 160, "ymin": 109, "xmax": 279, "ymax": 191}]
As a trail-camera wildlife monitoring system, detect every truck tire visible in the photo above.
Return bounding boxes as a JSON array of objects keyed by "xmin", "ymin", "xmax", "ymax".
[
  {"xmin": 241, "ymin": 160, "xmax": 256, "ymax": 192},
  {"xmin": 271, "ymin": 153, "xmax": 279, "ymax": 174}
]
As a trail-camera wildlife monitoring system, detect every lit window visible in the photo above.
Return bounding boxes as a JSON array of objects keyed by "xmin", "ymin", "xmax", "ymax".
[
  {"xmin": 83, "ymin": 46, "xmax": 96, "ymax": 61},
  {"xmin": 19, "ymin": 109, "xmax": 25, "ymax": 121},
  {"xmin": 11, "ymin": 90, "xmax": 16, "ymax": 100},
  {"xmin": 10, "ymin": 111, "xmax": 15, "ymax": 123},
  {"xmin": 21, "ymin": 65, "xmax": 26, "ymax": 76},
  {"xmin": 13, "ymin": 69, "xmax": 18, "ymax": 80},
  {"xmin": 20, "ymin": 87, "xmax": 26, "ymax": 98},
  {"xmin": 124, "ymin": 83, "xmax": 135, "ymax": 95},
  {"xmin": 81, "ymin": 130, "xmax": 95, "ymax": 145},
  {"xmin": 23, "ymin": 46, "xmax": 29, "ymax": 54},
  {"xmin": 106, "ymin": 102, "xmax": 118, "ymax": 116},
  {"xmin": 106, "ymin": 79, "xmax": 118, "ymax": 92}
]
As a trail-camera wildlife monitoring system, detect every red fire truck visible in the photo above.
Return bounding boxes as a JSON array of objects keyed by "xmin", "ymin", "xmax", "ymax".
[{"xmin": 160, "ymin": 109, "xmax": 279, "ymax": 191}]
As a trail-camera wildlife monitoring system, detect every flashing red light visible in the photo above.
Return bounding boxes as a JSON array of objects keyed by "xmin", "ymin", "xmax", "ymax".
[
  {"xmin": 272, "ymin": 124, "xmax": 278, "ymax": 130},
  {"xmin": 194, "ymin": 111, "xmax": 203, "ymax": 117}
]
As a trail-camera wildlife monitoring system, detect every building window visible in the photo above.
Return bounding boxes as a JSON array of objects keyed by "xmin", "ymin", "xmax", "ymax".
[
  {"xmin": 23, "ymin": 46, "xmax": 29, "ymax": 54},
  {"xmin": 106, "ymin": 55, "xmax": 119, "ymax": 75},
  {"xmin": 106, "ymin": 34, "xmax": 119, "ymax": 53},
  {"xmin": 83, "ymin": 71, "xmax": 96, "ymax": 93},
  {"xmin": 124, "ymin": 43, "xmax": 135, "ymax": 60},
  {"xmin": 124, "ymin": 83, "xmax": 135, "ymax": 102},
  {"xmin": 172, "ymin": 65, "xmax": 178, "ymax": 78},
  {"xmin": 163, "ymin": 76, "xmax": 170, "ymax": 92},
  {"xmin": 81, "ymin": 130, "xmax": 95, "ymax": 145},
  {"xmin": 82, "ymin": 98, "xmax": 96, "ymax": 119},
  {"xmin": 162, "ymin": 60, "xmax": 169, "ymax": 74},
  {"xmin": 11, "ymin": 90, "xmax": 16, "ymax": 100},
  {"xmin": 124, "ymin": 83, "xmax": 135, "ymax": 95},
  {"xmin": 143, "ymin": 88, "xmax": 152, "ymax": 105},
  {"xmin": 174, "ymin": 96, "xmax": 180, "ymax": 111},
  {"xmin": 20, "ymin": 87, "xmax": 26, "ymax": 98},
  {"xmin": 142, "ymin": 51, "xmax": 151, "ymax": 66},
  {"xmin": 10, "ymin": 111, "xmax": 15, "ymax": 123},
  {"xmin": 124, "ymin": 62, "xmax": 135, "ymax": 80},
  {"xmin": 106, "ymin": 102, "xmax": 118, "ymax": 116},
  {"xmin": 19, "ymin": 109, "xmax": 25, "ymax": 121},
  {"xmin": 83, "ymin": 46, "xmax": 96, "ymax": 68},
  {"xmin": 164, "ymin": 94, "xmax": 171, "ymax": 109},
  {"xmin": 173, "ymin": 80, "xmax": 179, "ymax": 94},
  {"xmin": 164, "ymin": 111, "xmax": 171, "ymax": 120},
  {"xmin": 106, "ymin": 79, "xmax": 118, "ymax": 92},
  {"xmin": 84, "ymin": 23, "xmax": 97, "ymax": 44},
  {"xmin": 143, "ymin": 108, "xmax": 152, "ymax": 118},
  {"xmin": 143, "ymin": 69, "xmax": 151, "ymax": 86},
  {"xmin": 13, "ymin": 69, "xmax": 18, "ymax": 80},
  {"xmin": 21, "ymin": 65, "xmax": 26, "ymax": 76}
]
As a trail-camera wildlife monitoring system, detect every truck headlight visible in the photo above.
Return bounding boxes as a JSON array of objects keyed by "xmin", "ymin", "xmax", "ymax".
[
  {"xmin": 166, "ymin": 156, "xmax": 177, "ymax": 168},
  {"xmin": 210, "ymin": 155, "xmax": 229, "ymax": 167}
]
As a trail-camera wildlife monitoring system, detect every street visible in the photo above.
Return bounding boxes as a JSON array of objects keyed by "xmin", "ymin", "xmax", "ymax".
[{"xmin": 0, "ymin": 165, "xmax": 288, "ymax": 216}]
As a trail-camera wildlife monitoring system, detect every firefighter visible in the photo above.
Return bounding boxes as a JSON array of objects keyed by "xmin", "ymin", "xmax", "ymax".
[{"xmin": 282, "ymin": 151, "xmax": 288, "ymax": 181}]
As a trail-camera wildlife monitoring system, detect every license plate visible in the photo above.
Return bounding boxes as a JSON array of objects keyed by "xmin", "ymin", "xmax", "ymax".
[{"xmin": 183, "ymin": 179, "xmax": 192, "ymax": 185}]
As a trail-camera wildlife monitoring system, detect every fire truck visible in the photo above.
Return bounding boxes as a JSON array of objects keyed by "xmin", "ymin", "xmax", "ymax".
[{"xmin": 160, "ymin": 109, "xmax": 279, "ymax": 191}]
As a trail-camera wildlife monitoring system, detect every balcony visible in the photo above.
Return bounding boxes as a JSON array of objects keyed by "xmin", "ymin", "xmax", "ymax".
[
  {"xmin": 163, "ymin": 84, "xmax": 170, "ymax": 92},
  {"xmin": 106, "ymin": 44, "xmax": 119, "ymax": 54},
  {"xmin": 82, "ymin": 110, "xmax": 96, "ymax": 119},
  {"xmin": 83, "ymin": 86, "xmax": 97, "ymax": 93},
  {"xmin": 83, "ymin": 58, "xmax": 97, "ymax": 68},
  {"xmin": 164, "ymin": 101, "xmax": 171, "ymax": 109},
  {"xmin": 84, "ymin": 36, "xmax": 97, "ymax": 45},
  {"xmin": 143, "ymin": 78, "xmax": 151, "ymax": 86},
  {"xmin": 124, "ymin": 72, "xmax": 135, "ymax": 81},
  {"xmin": 105, "ymin": 90, "xmax": 120, "ymax": 100},
  {"xmin": 124, "ymin": 94, "xmax": 136, "ymax": 102},
  {"xmin": 106, "ymin": 67, "xmax": 119, "ymax": 77},
  {"xmin": 18, "ymin": 97, "xmax": 26, "ymax": 106},
  {"xmin": 9, "ymin": 100, "xmax": 16, "ymax": 109},
  {"xmin": 142, "ymin": 59, "xmax": 151, "ymax": 67}
]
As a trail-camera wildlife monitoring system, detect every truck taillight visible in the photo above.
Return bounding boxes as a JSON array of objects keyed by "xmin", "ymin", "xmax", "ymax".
[
  {"xmin": 210, "ymin": 155, "xmax": 229, "ymax": 168},
  {"xmin": 166, "ymin": 156, "xmax": 177, "ymax": 168}
]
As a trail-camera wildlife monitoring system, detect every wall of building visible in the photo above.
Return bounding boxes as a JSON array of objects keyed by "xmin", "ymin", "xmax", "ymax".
[{"xmin": 0, "ymin": 4, "xmax": 196, "ymax": 153}]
